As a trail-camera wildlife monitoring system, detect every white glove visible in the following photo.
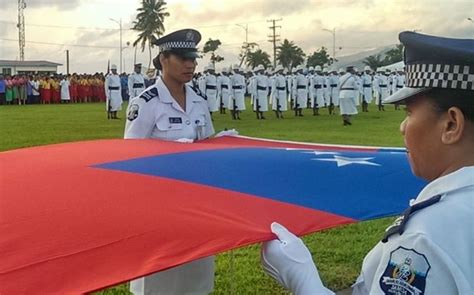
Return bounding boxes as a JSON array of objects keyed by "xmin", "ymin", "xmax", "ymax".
[
  {"xmin": 174, "ymin": 138, "xmax": 194, "ymax": 143},
  {"xmin": 214, "ymin": 128, "xmax": 239, "ymax": 138},
  {"xmin": 261, "ymin": 222, "xmax": 334, "ymax": 295}
]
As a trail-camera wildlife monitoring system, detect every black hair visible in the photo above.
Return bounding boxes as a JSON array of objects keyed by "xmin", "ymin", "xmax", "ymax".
[
  {"xmin": 153, "ymin": 52, "xmax": 171, "ymax": 71},
  {"xmin": 426, "ymin": 88, "xmax": 474, "ymax": 122}
]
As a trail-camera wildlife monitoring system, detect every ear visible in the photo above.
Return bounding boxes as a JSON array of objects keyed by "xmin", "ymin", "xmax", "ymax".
[{"xmin": 441, "ymin": 107, "xmax": 465, "ymax": 144}]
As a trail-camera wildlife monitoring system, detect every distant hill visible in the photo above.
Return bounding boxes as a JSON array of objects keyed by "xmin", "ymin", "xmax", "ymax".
[{"xmin": 329, "ymin": 44, "xmax": 398, "ymax": 71}]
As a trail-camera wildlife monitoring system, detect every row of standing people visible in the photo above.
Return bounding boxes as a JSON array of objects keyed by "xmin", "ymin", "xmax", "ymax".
[{"xmin": 194, "ymin": 64, "xmax": 406, "ymax": 120}]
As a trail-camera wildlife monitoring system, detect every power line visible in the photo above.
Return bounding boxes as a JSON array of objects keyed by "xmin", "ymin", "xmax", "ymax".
[{"xmin": 1, "ymin": 38, "xmax": 117, "ymax": 49}]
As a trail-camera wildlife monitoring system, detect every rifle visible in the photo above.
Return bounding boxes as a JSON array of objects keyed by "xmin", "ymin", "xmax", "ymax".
[{"xmin": 232, "ymin": 95, "xmax": 237, "ymax": 120}]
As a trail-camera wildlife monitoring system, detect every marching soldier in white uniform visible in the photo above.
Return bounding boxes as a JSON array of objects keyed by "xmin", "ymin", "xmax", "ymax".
[
  {"xmin": 271, "ymin": 65, "xmax": 288, "ymax": 118},
  {"xmin": 338, "ymin": 66, "xmax": 359, "ymax": 125},
  {"xmin": 361, "ymin": 66, "xmax": 373, "ymax": 112},
  {"xmin": 217, "ymin": 67, "xmax": 230, "ymax": 114},
  {"xmin": 105, "ymin": 64, "xmax": 123, "ymax": 119},
  {"xmin": 260, "ymin": 31, "xmax": 474, "ymax": 295},
  {"xmin": 328, "ymin": 69, "xmax": 341, "ymax": 114},
  {"xmin": 252, "ymin": 64, "xmax": 269, "ymax": 119},
  {"xmin": 292, "ymin": 65, "xmax": 308, "ymax": 117},
  {"xmin": 128, "ymin": 63, "xmax": 147, "ymax": 99},
  {"xmin": 375, "ymin": 69, "xmax": 389, "ymax": 111},
  {"xmin": 229, "ymin": 65, "xmax": 246, "ymax": 120},
  {"xmin": 124, "ymin": 29, "xmax": 216, "ymax": 295}
]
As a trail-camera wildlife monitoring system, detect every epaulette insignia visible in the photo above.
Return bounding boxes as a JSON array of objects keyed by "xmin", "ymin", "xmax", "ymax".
[
  {"xmin": 382, "ymin": 195, "xmax": 441, "ymax": 243},
  {"xmin": 139, "ymin": 87, "xmax": 159, "ymax": 102}
]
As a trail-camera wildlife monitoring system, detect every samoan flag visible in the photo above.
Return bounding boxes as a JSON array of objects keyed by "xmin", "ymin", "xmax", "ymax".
[{"xmin": 0, "ymin": 136, "xmax": 425, "ymax": 294}]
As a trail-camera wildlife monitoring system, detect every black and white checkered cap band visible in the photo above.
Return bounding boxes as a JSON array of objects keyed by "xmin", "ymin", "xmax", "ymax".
[
  {"xmin": 159, "ymin": 41, "xmax": 196, "ymax": 51},
  {"xmin": 406, "ymin": 63, "xmax": 474, "ymax": 90}
]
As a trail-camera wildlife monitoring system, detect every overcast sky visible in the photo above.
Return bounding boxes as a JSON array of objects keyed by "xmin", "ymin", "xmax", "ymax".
[{"xmin": 1, "ymin": 0, "xmax": 473, "ymax": 73}]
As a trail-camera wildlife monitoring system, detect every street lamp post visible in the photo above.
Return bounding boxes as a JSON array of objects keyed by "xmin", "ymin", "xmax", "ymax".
[
  {"xmin": 322, "ymin": 28, "xmax": 336, "ymax": 61},
  {"xmin": 109, "ymin": 17, "xmax": 123, "ymax": 73}
]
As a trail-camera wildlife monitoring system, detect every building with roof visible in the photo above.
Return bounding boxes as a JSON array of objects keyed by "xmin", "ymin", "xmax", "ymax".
[{"xmin": 0, "ymin": 60, "xmax": 62, "ymax": 76}]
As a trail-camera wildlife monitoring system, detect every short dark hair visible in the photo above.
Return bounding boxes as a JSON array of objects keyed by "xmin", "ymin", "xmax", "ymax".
[
  {"xmin": 426, "ymin": 89, "xmax": 474, "ymax": 122},
  {"xmin": 153, "ymin": 52, "xmax": 171, "ymax": 71}
]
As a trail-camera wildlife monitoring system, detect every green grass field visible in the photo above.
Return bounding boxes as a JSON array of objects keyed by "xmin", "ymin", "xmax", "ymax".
[{"xmin": 0, "ymin": 101, "xmax": 407, "ymax": 294}]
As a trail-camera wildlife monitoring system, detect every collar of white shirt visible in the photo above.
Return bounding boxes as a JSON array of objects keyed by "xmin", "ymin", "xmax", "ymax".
[{"xmin": 414, "ymin": 166, "xmax": 474, "ymax": 204}]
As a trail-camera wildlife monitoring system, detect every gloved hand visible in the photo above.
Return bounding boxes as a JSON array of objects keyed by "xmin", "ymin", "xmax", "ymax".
[
  {"xmin": 174, "ymin": 138, "xmax": 194, "ymax": 143},
  {"xmin": 214, "ymin": 128, "xmax": 239, "ymax": 138},
  {"xmin": 261, "ymin": 222, "xmax": 334, "ymax": 295}
]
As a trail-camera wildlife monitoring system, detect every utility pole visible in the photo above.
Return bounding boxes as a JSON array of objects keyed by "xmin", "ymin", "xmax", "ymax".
[
  {"xmin": 66, "ymin": 50, "xmax": 69, "ymax": 75},
  {"xmin": 267, "ymin": 18, "xmax": 282, "ymax": 67},
  {"xmin": 236, "ymin": 23, "xmax": 249, "ymax": 66},
  {"xmin": 17, "ymin": 0, "xmax": 26, "ymax": 61}
]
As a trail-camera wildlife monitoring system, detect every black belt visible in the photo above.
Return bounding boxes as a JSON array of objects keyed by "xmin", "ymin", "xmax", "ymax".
[
  {"xmin": 396, "ymin": 85, "xmax": 403, "ymax": 88},
  {"xmin": 133, "ymin": 83, "xmax": 144, "ymax": 88},
  {"xmin": 108, "ymin": 86, "xmax": 119, "ymax": 90},
  {"xmin": 341, "ymin": 88, "xmax": 354, "ymax": 90},
  {"xmin": 232, "ymin": 85, "xmax": 243, "ymax": 89},
  {"xmin": 363, "ymin": 84, "xmax": 372, "ymax": 87},
  {"xmin": 206, "ymin": 85, "xmax": 217, "ymax": 90},
  {"xmin": 330, "ymin": 84, "xmax": 337, "ymax": 87},
  {"xmin": 314, "ymin": 85, "xmax": 322, "ymax": 89},
  {"xmin": 221, "ymin": 85, "xmax": 229, "ymax": 89},
  {"xmin": 257, "ymin": 86, "xmax": 266, "ymax": 91},
  {"xmin": 379, "ymin": 85, "xmax": 387, "ymax": 87},
  {"xmin": 276, "ymin": 86, "xmax": 286, "ymax": 90},
  {"xmin": 296, "ymin": 85, "xmax": 306, "ymax": 89}
]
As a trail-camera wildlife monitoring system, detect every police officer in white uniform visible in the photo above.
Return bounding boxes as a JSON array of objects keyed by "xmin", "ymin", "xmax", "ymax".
[
  {"xmin": 124, "ymin": 29, "xmax": 216, "ymax": 295},
  {"xmin": 361, "ymin": 66, "xmax": 373, "ymax": 112},
  {"xmin": 261, "ymin": 31, "xmax": 474, "ymax": 295},
  {"xmin": 216, "ymin": 67, "xmax": 230, "ymax": 114},
  {"xmin": 252, "ymin": 64, "xmax": 269, "ymax": 119},
  {"xmin": 204, "ymin": 64, "xmax": 218, "ymax": 116},
  {"xmin": 229, "ymin": 65, "xmax": 246, "ymax": 120},
  {"xmin": 338, "ymin": 66, "xmax": 359, "ymax": 125},
  {"xmin": 271, "ymin": 65, "xmax": 288, "ymax": 118},
  {"xmin": 292, "ymin": 65, "xmax": 308, "ymax": 117},
  {"xmin": 128, "ymin": 63, "xmax": 147, "ymax": 99},
  {"xmin": 105, "ymin": 64, "xmax": 123, "ymax": 119}
]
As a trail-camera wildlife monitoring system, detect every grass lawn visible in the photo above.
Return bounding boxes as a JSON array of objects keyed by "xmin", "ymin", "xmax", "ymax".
[{"xmin": 0, "ymin": 101, "xmax": 407, "ymax": 294}]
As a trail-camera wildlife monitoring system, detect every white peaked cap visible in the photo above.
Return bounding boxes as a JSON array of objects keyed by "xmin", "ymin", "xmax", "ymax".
[
  {"xmin": 315, "ymin": 65, "xmax": 322, "ymax": 71},
  {"xmin": 308, "ymin": 66, "xmax": 314, "ymax": 71},
  {"xmin": 208, "ymin": 63, "xmax": 215, "ymax": 70},
  {"xmin": 232, "ymin": 64, "xmax": 240, "ymax": 70},
  {"xmin": 111, "ymin": 64, "xmax": 117, "ymax": 70},
  {"xmin": 322, "ymin": 67, "xmax": 328, "ymax": 73},
  {"xmin": 275, "ymin": 65, "xmax": 284, "ymax": 72},
  {"xmin": 364, "ymin": 66, "xmax": 372, "ymax": 71}
]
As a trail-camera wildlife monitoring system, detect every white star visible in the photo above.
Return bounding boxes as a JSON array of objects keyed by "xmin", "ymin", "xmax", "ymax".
[{"xmin": 313, "ymin": 155, "xmax": 381, "ymax": 167}]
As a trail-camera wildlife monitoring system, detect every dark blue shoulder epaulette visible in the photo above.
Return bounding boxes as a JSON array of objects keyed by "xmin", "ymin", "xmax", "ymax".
[
  {"xmin": 191, "ymin": 85, "xmax": 207, "ymax": 100},
  {"xmin": 382, "ymin": 195, "xmax": 442, "ymax": 243},
  {"xmin": 139, "ymin": 86, "xmax": 159, "ymax": 102}
]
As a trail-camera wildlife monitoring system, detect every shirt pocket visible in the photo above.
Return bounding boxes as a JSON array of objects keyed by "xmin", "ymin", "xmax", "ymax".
[{"xmin": 156, "ymin": 116, "xmax": 184, "ymax": 132}]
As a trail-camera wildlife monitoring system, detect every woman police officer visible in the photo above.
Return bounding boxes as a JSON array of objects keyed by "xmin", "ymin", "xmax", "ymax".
[
  {"xmin": 124, "ymin": 29, "xmax": 215, "ymax": 295},
  {"xmin": 261, "ymin": 31, "xmax": 474, "ymax": 294}
]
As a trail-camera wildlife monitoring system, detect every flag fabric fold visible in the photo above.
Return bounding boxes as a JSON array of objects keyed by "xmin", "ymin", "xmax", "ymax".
[{"xmin": 0, "ymin": 136, "xmax": 425, "ymax": 294}]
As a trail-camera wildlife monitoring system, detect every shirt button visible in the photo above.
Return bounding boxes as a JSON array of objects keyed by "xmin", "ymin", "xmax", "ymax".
[{"xmin": 186, "ymin": 120, "xmax": 190, "ymax": 125}]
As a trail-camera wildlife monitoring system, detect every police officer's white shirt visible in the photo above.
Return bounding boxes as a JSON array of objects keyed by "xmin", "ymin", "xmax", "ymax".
[
  {"xmin": 128, "ymin": 72, "xmax": 147, "ymax": 98},
  {"xmin": 124, "ymin": 76, "xmax": 214, "ymax": 141},
  {"xmin": 353, "ymin": 166, "xmax": 474, "ymax": 295}
]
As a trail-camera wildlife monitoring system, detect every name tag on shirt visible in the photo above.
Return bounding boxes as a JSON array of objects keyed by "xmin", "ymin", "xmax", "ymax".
[{"xmin": 169, "ymin": 117, "xmax": 182, "ymax": 124}]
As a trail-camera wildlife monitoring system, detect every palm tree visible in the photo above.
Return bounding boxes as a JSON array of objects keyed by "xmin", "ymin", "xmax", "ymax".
[
  {"xmin": 276, "ymin": 39, "xmax": 305, "ymax": 70},
  {"xmin": 245, "ymin": 49, "xmax": 271, "ymax": 69},
  {"xmin": 363, "ymin": 54, "xmax": 384, "ymax": 71},
  {"xmin": 132, "ymin": 0, "xmax": 170, "ymax": 68}
]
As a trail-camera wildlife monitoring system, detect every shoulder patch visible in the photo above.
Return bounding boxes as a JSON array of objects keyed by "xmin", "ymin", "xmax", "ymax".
[
  {"xmin": 379, "ymin": 246, "xmax": 431, "ymax": 295},
  {"xmin": 127, "ymin": 104, "xmax": 139, "ymax": 121},
  {"xmin": 191, "ymin": 85, "xmax": 207, "ymax": 100},
  {"xmin": 139, "ymin": 87, "xmax": 159, "ymax": 102}
]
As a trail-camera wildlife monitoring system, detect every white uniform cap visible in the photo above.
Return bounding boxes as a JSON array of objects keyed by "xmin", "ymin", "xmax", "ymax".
[
  {"xmin": 111, "ymin": 64, "xmax": 117, "ymax": 70},
  {"xmin": 315, "ymin": 65, "xmax": 322, "ymax": 71},
  {"xmin": 203, "ymin": 66, "xmax": 209, "ymax": 72},
  {"xmin": 322, "ymin": 67, "xmax": 328, "ymax": 73},
  {"xmin": 308, "ymin": 66, "xmax": 314, "ymax": 71},
  {"xmin": 275, "ymin": 65, "xmax": 284, "ymax": 72},
  {"xmin": 364, "ymin": 66, "xmax": 372, "ymax": 72},
  {"xmin": 232, "ymin": 64, "xmax": 240, "ymax": 70},
  {"xmin": 221, "ymin": 68, "xmax": 228, "ymax": 73},
  {"xmin": 255, "ymin": 64, "xmax": 265, "ymax": 72},
  {"xmin": 208, "ymin": 63, "xmax": 215, "ymax": 71},
  {"xmin": 338, "ymin": 68, "xmax": 345, "ymax": 73}
]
